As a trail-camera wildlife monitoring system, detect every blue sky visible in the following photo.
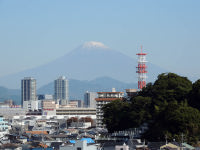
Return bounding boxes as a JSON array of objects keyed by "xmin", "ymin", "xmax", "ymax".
[{"xmin": 0, "ymin": 0, "xmax": 200, "ymax": 81}]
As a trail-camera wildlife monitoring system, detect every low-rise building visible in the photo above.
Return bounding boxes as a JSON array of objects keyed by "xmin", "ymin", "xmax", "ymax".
[
  {"xmin": 0, "ymin": 108, "xmax": 27, "ymax": 119},
  {"xmin": 56, "ymin": 107, "xmax": 96, "ymax": 119},
  {"xmin": 70, "ymin": 100, "xmax": 83, "ymax": 108},
  {"xmin": 0, "ymin": 116, "xmax": 9, "ymax": 138},
  {"xmin": 60, "ymin": 139, "xmax": 96, "ymax": 150},
  {"xmin": 68, "ymin": 101, "xmax": 79, "ymax": 108},
  {"xmin": 125, "ymin": 89, "xmax": 138, "ymax": 99},
  {"xmin": 42, "ymin": 100, "xmax": 58, "ymax": 115}
]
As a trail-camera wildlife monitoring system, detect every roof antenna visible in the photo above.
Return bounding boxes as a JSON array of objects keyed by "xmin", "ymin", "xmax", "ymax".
[{"xmin": 141, "ymin": 45, "xmax": 143, "ymax": 53}]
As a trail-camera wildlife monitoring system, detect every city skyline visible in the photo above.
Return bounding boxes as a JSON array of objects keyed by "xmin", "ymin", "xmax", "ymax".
[{"xmin": 0, "ymin": 0, "xmax": 200, "ymax": 82}]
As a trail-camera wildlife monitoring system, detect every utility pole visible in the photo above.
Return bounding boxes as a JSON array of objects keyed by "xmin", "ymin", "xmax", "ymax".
[
  {"xmin": 165, "ymin": 135, "xmax": 168, "ymax": 145},
  {"xmin": 143, "ymin": 139, "xmax": 145, "ymax": 150},
  {"xmin": 181, "ymin": 133, "xmax": 184, "ymax": 150}
]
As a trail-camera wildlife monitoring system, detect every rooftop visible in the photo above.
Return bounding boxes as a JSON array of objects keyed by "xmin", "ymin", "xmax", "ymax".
[
  {"xmin": 97, "ymin": 92, "xmax": 124, "ymax": 94},
  {"xmin": 95, "ymin": 98, "xmax": 123, "ymax": 101}
]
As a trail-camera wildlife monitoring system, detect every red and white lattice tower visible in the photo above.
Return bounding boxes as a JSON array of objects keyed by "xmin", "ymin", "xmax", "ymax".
[{"xmin": 136, "ymin": 46, "xmax": 147, "ymax": 90}]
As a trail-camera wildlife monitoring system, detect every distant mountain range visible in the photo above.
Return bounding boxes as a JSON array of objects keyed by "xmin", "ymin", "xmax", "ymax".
[
  {"xmin": 0, "ymin": 76, "xmax": 137, "ymax": 105},
  {"xmin": 0, "ymin": 41, "xmax": 167, "ymax": 104},
  {"xmin": 0, "ymin": 41, "xmax": 166, "ymax": 89},
  {"xmin": 0, "ymin": 86, "xmax": 20, "ymax": 104}
]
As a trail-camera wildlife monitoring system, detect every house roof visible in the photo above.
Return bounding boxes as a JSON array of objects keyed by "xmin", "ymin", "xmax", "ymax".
[
  {"xmin": 69, "ymin": 140, "xmax": 76, "ymax": 144},
  {"xmin": 81, "ymin": 138, "xmax": 95, "ymax": 143},
  {"xmin": 69, "ymin": 138, "xmax": 95, "ymax": 144},
  {"xmin": 39, "ymin": 143, "xmax": 48, "ymax": 148},
  {"xmin": 182, "ymin": 143, "xmax": 195, "ymax": 149},
  {"xmin": 160, "ymin": 143, "xmax": 179, "ymax": 149},
  {"xmin": 25, "ymin": 131, "xmax": 48, "ymax": 135},
  {"xmin": 50, "ymin": 134, "xmax": 71, "ymax": 138}
]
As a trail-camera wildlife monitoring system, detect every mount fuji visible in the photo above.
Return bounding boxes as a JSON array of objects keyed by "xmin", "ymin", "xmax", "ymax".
[{"xmin": 0, "ymin": 41, "xmax": 166, "ymax": 89}]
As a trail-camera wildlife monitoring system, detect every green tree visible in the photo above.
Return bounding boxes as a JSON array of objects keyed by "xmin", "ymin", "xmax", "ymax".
[
  {"xmin": 152, "ymin": 73, "xmax": 192, "ymax": 102},
  {"xmin": 143, "ymin": 102, "xmax": 200, "ymax": 144},
  {"xmin": 139, "ymin": 73, "xmax": 192, "ymax": 117},
  {"xmin": 140, "ymin": 73, "xmax": 192, "ymax": 102},
  {"xmin": 102, "ymin": 100, "xmax": 131, "ymax": 132},
  {"xmin": 188, "ymin": 79, "xmax": 200, "ymax": 110},
  {"xmin": 129, "ymin": 96, "xmax": 152, "ymax": 126}
]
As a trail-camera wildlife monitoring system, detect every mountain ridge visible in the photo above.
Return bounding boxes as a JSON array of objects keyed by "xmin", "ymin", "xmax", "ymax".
[
  {"xmin": 38, "ymin": 76, "xmax": 138, "ymax": 100},
  {"xmin": 0, "ymin": 41, "xmax": 166, "ymax": 89}
]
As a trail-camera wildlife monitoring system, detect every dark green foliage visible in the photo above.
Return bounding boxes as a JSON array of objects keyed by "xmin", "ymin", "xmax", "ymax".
[
  {"xmin": 188, "ymin": 80, "xmax": 200, "ymax": 110},
  {"xmin": 102, "ymin": 100, "xmax": 131, "ymax": 132},
  {"xmin": 129, "ymin": 96, "xmax": 152, "ymax": 125},
  {"xmin": 102, "ymin": 73, "xmax": 200, "ymax": 144},
  {"xmin": 140, "ymin": 73, "xmax": 192, "ymax": 103},
  {"xmin": 143, "ymin": 102, "xmax": 200, "ymax": 144},
  {"xmin": 102, "ymin": 97, "xmax": 152, "ymax": 133}
]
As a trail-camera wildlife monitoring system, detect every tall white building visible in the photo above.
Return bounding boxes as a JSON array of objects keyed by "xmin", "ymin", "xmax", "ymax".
[
  {"xmin": 54, "ymin": 76, "xmax": 69, "ymax": 105},
  {"xmin": 95, "ymin": 88, "xmax": 124, "ymax": 128},
  {"xmin": 84, "ymin": 91, "xmax": 96, "ymax": 108},
  {"xmin": 21, "ymin": 77, "xmax": 38, "ymax": 110}
]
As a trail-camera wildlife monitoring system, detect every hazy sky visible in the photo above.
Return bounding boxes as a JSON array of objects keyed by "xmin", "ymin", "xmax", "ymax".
[{"xmin": 0, "ymin": 0, "xmax": 200, "ymax": 80}]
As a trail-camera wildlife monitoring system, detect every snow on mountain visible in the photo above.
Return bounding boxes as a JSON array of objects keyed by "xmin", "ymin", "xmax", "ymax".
[{"xmin": 81, "ymin": 41, "xmax": 109, "ymax": 49}]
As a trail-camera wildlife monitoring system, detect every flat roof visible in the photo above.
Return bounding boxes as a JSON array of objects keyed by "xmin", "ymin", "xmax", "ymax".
[
  {"xmin": 97, "ymin": 92, "xmax": 124, "ymax": 94},
  {"xmin": 95, "ymin": 98, "xmax": 123, "ymax": 101},
  {"xmin": 56, "ymin": 108, "xmax": 96, "ymax": 110}
]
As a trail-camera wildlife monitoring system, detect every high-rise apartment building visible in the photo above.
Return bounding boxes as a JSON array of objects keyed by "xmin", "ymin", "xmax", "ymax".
[
  {"xmin": 84, "ymin": 91, "xmax": 96, "ymax": 108},
  {"xmin": 95, "ymin": 88, "xmax": 124, "ymax": 128},
  {"xmin": 54, "ymin": 76, "xmax": 69, "ymax": 105},
  {"xmin": 21, "ymin": 77, "xmax": 38, "ymax": 110}
]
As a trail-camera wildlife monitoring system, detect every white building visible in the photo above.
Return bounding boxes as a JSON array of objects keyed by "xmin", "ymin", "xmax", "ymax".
[
  {"xmin": 56, "ymin": 107, "xmax": 96, "ymax": 119},
  {"xmin": 0, "ymin": 108, "xmax": 27, "ymax": 119},
  {"xmin": 95, "ymin": 88, "xmax": 124, "ymax": 128},
  {"xmin": 115, "ymin": 143, "xmax": 129, "ymax": 150},
  {"xmin": 60, "ymin": 140, "xmax": 97, "ymax": 150},
  {"xmin": 54, "ymin": 76, "xmax": 69, "ymax": 105},
  {"xmin": 84, "ymin": 91, "xmax": 97, "ymax": 108},
  {"xmin": 21, "ymin": 77, "xmax": 38, "ymax": 110}
]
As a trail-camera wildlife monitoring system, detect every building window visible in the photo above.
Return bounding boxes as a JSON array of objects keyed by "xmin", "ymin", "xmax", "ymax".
[{"xmin": 77, "ymin": 148, "xmax": 81, "ymax": 150}]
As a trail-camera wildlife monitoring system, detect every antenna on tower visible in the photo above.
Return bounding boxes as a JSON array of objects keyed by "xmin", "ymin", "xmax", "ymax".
[{"xmin": 141, "ymin": 45, "xmax": 143, "ymax": 53}]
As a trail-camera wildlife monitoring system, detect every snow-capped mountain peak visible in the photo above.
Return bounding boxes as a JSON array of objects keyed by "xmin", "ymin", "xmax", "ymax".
[{"xmin": 82, "ymin": 41, "xmax": 109, "ymax": 49}]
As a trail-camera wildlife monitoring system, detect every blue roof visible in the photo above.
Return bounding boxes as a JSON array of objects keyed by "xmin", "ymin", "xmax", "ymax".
[
  {"xmin": 69, "ymin": 138, "xmax": 95, "ymax": 144},
  {"xmin": 81, "ymin": 138, "xmax": 95, "ymax": 143},
  {"xmin": 69, "ymin": 140, "xmax": 76, "ymax": 144}
]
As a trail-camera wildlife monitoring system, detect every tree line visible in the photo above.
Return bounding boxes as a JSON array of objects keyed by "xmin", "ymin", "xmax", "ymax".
[{"xmin": 102, "ymin": 73, "xmax": 200, "ymax": 144}]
